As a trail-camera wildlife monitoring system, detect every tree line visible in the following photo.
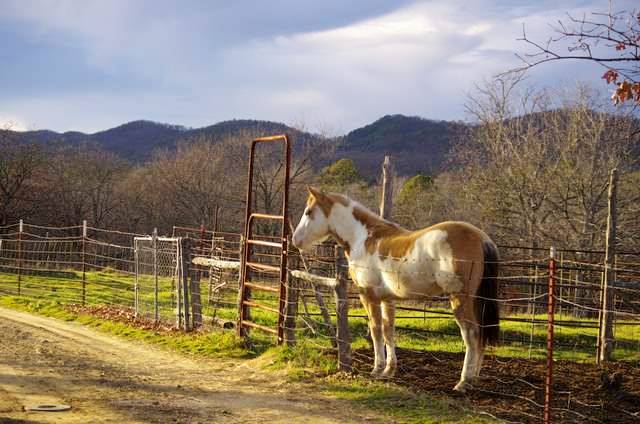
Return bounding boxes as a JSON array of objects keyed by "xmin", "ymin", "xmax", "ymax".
[{"xmin": 1, "ymin": 81, "xmax": 639, "ymax": 252}]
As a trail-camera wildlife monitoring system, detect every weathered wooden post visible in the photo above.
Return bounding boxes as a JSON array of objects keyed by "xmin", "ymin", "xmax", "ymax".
[
  {"xmin": 283, "ymin": 254, "xmax": 298, "ymax": 346},
  {"xmin": 180, "ymin": 237, "xmax": 192, "ymax": 331},
  {"xmin": 363, "ymin": 155, "xmax": 394, "ymax": 345},
  {"xmin": 81, "ymin": 220, "xmax": 87, "ymax": 306},
  {"xmin": 190, "ymin": 267, "xmax": 203, "ymax": 329},
  {"xmin": 598, "ymin": 168, "xmax": 618, "ymax": 363},
  {"xmin": 190, "ymin": 230, "xmax": 203, "ymax": 329},
  {"xmin": 334, "ymin": 245, "xmax": 352, "ymax": 372},
  {"xmin": 192, "ymin": 224, "xmax": 206, "ymax": 326},
  {"xmin": 236, "ymin": 235, "xmax": 249, "ymax": 338},
  {"xmin": 379, "ymin": 155, "xmax": 393, "ymax": 220}
]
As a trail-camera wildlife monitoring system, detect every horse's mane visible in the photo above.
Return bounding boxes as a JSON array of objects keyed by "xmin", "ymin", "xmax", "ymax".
[{"xmin": 332, "ymin": 193, "xmax": 407, "ymax": 237}]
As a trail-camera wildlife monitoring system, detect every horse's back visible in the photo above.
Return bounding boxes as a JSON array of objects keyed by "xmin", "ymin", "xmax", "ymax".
[
  {"xmin": 421, "ymin": 220, "xmax": 491, "ymax": 247},
  {"xmin": 404, "ymin": 221, "xmax": 492, "ymax": 295},
  {"xmin": 355, "ymin": 220, "xmax": 495, "ymax": 299}
]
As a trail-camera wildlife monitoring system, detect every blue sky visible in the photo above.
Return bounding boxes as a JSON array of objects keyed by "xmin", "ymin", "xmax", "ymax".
[{"xmin": 0, "ymin": 0, "xmax": 631, "ymax": 134}]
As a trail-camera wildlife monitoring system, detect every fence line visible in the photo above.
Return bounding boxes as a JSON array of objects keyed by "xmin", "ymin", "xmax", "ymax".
[{"xmin": 0, "ymin": 221, "xmax": 639, "ymax": 423}]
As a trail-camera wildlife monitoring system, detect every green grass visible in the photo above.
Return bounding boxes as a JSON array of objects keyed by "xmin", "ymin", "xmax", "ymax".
[
  {"xmin": 0, "ymin": 296, "xmax": 251, "ymax": 359},
  {"xmin": 321, "ymin": 378, "xmax": 493, "ymax": 423},
  {"xmin": 3, "ymin": 269, "xmax": 638, "ymax": 363},
  {"xmin": 0, "ymin": 295, "xmax": 495, "ymax": 423},
  {"xmin": 3, "ymin": 268, "xmax": 639, "ymax": 422}
]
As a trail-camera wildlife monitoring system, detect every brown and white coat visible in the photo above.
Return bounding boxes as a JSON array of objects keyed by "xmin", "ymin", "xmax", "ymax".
[{"xmin": 292, "ymin": 187, "xmax": 499, "ymax": 392}]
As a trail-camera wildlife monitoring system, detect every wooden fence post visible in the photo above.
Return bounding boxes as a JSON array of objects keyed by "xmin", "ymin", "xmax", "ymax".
[
  {"xmin": 598, "ymin": 168, "xmax": 618, "ymax": 363},
  {"xmin": 334, "ymin": 245, "xmax": 352, "ymax": 372},
  {"xmin": 190, "ymin": 230, "xmax": 203, "ymax": 329},
  {"xmin": 190, "ymin": 266, "xmax": 203, "ymax": 329},
  {"xmin": 180, "ymin": 237, "xmax": 192, "ymax": 331},
  {"xmin": 363, "ymin": 155, "xmax": 393, "ymax": 345},
  {"xmin": 283, "ymin": 266, "xmax": 298, "ymax": 346},
  {"xmin": 379, "ymin": 156, "xmax": 393, "ymax": 220}
]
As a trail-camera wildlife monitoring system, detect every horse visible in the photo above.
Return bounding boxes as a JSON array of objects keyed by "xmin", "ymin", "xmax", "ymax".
[{"xmin": 291, "ymin": 187, "xmax": 499, "ymax": 392}]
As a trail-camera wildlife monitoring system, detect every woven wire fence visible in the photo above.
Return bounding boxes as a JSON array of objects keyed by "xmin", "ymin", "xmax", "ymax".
[
  {"xmin": 133, "ymin": 235, "xmax": 180, "ymax": 323},
  {"xmin": 1, "ymin": 221, "xmax": 639, "ymax": 422},
  {"xmin": 276, "ymin": 244, "xmax": 640, "ymax": 423}
]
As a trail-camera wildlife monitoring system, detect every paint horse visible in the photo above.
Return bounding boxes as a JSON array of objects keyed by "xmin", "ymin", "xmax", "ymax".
[{"xmin": 292, "ymin": 187, "xmax": 499, "ymax": 392}]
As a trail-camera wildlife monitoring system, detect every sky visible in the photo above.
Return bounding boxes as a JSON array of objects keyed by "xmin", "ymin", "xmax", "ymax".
[{"xmin": 0, "ymin": 0, "xmax": 633, "ymax": 134}]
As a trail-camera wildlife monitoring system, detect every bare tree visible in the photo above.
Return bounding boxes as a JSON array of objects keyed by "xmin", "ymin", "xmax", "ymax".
[
  {"xmin": 0, "ymin": 130, "xmax": 45, "ymax": 226},
  {"xmin": 42, "ymin": 143, "xmax": 129, "ymax": 227},
  {"xmin": 545, "ymin": 85, "xmax": 639, "ymax": 250},
  {"xmin": 514, "ymin": 2, "xmax": 640, "ymax": 105},
  {"xmin": 456, "ymin": 76, "xmax": 639, "ymax": 252},
  {"xmin": 460, "ymin": 74, "xmax": 559, "ymax": 248}
]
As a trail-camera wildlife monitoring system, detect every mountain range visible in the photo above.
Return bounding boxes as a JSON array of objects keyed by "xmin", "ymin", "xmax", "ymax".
[{"xmin": 11, "ymin": 115, "xmax": 461, "ymax": 179}]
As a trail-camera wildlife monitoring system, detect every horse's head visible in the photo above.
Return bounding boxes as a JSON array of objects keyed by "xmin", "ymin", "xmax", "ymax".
[{"xmin": 292, "ymin": 186, "xmax": 333, "ymax": 251}]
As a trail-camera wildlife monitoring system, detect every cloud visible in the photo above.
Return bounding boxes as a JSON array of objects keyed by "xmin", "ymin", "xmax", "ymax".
[
  {"xmin": 0, "ymin": 114, "xmax": 28, "ymax": 131},
  {"xmin": 1, "ymin": 0, "xmax": 635, "ymax": 133}
]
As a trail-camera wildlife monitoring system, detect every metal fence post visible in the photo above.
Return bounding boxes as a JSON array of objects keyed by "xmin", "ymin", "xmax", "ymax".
[
  {"xmin": 544, "ymin": 246, "xmax": 556, "ymax": 424},
  {"xmin": 81, "ymin": 220, "xmax": 87, "ymax": 306},
  {"xmin": 176, "ymin": 238, "xmax": 182, "ymax": 329},
  {"xmin": 180, "ymin": 237, "xmax": 191, "ymax": 331},
  {"xmin": 17, "ymin": 219, "xmax": 23, "ymax": 295},
  {"xmin": 134, "ymin": 236, "xmax": 139, "ymax": 317},
  {"xmin": 152, "ymin": 227, "xmax": 158, "ymax": 322}
]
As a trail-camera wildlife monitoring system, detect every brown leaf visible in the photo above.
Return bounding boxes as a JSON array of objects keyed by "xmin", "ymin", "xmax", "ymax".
[{"xmin": 602, "ymin": 69, "xmax": 618, "ymax": 84}]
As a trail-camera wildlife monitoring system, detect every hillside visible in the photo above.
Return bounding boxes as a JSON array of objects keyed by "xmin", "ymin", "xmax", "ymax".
[
  {"xmin": 338, "ymin": 115, "xmax": 464, "ymax": 178},
  {"xmin": 14, "ymin": 119, "xmax": 321, "ymax": 162},
  {"xmin": 11, "ymin": 115, "xmax": 464, "ymax": 177}
]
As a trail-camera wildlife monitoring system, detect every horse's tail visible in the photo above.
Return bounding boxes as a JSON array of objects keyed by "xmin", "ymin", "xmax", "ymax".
[{"xmin": 478, "ymin": 241, "xmax": 500, "ymax": 346}]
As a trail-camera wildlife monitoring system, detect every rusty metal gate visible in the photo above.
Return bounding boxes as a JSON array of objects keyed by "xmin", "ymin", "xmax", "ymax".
[{"xmin": 237, "ymin": 134, "xmax": 291, "ymax": 344}]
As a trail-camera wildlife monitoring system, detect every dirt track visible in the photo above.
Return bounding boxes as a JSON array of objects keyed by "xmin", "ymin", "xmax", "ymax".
[{"xmin": 0, "ymin": 307, "xmax": 380, "ymax": 424}]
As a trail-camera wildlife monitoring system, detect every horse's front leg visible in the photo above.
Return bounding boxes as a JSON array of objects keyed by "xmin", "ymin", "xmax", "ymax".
[
  {"xmin": 360, "ymin": 295, "xmax": 385, "ymax": 376},
  {"xmin": 381, "ymin": 301, "xmax": 397, "ymax": 378}
]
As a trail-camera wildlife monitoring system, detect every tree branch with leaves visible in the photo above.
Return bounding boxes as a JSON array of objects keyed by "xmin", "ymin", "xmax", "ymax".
[{"xmin": 513, "ymin": 2, "xmax": 639, "ymax": 105}]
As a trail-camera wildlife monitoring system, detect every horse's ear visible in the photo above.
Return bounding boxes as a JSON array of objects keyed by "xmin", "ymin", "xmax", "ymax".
[{"xmin": 307, "ymin": 186, "xmax": 323, "ymax": 198}]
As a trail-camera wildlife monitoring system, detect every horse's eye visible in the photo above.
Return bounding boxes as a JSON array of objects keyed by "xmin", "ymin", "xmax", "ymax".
[{"xmin": 305, "ymin": 208, "xmax": 312, "ymax": 217}]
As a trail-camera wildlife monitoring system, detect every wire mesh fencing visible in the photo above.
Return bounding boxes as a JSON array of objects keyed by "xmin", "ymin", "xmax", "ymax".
[
  {"xmin": 0, "ymin": 221, "xmax": 182, "ymax": 325},
  {"xmin": 279, "ymin": 243, "xmax": 640, "ymax": 423},
  {"xmin": 1, "ymin": 221, "xmax": 639, "ymax": 422},
  {"xmin": 133, "ymin": 234, "xmax": 180, "ymax": 323}
]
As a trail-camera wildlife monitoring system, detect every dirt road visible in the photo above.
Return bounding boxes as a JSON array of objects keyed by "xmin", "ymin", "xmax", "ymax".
[{"xmin": 0, "ymin": 307, "xmax": 380, "ymax": 423}]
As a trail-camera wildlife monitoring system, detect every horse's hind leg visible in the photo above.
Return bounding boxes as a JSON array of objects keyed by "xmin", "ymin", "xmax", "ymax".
[
  {"xmin": 381, "ymin": 301, "xmax": 397, "ymax": 377},
  {"xmin": 451, "ymin": 295, "xmax": 480, "ymax": 392},
  {"xmin": 360, "ymin": 295, "xmax": 385, "ymax": 376},
  {"xmin": 475, "ymin": 346, "xmax": 485, "ymax": 377}
]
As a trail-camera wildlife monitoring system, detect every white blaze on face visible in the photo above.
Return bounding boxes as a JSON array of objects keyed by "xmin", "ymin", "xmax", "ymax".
[{"xmin": 292, "ymin": 204, "xmax": 329, "ymax": 251}]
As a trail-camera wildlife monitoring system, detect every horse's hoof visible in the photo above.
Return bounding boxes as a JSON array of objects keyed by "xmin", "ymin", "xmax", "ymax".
[
  {"xmin": 370, "ymin": 368, "xmax": 384, "ymax": 378},
  {"xmin": 381, "ymin": 368, "xmax": 396, "ymax": 378},
  {"xmin": 453, "ymin": 381, "xmax": 471, "ymax": 393}
]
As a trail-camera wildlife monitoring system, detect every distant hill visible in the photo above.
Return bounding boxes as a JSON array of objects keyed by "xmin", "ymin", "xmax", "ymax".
[
  {"xmin": 338, "ymin": 115, "xmax": 465, "ymax": 179},
  {"xmin": 11, "ymin": 115, "xmax": 465, "ymax": 177},
  {"xmin": 14, "ymin": 119, "xmax": 321, "ymax": 162}
]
